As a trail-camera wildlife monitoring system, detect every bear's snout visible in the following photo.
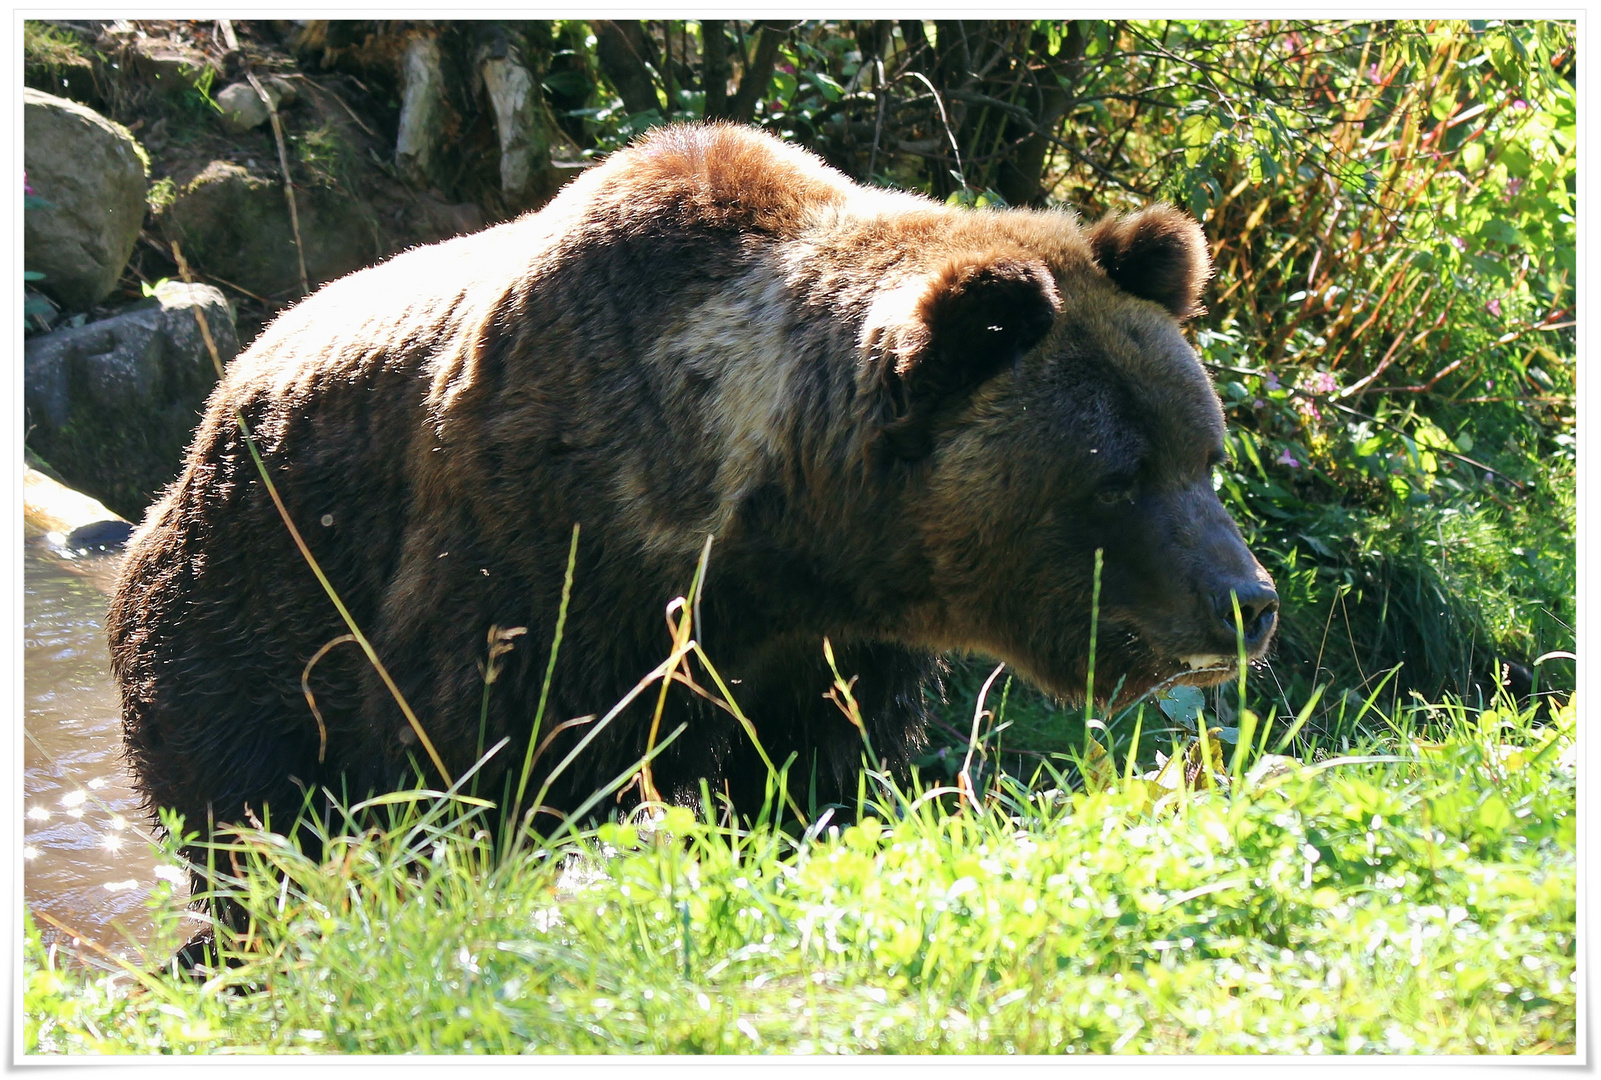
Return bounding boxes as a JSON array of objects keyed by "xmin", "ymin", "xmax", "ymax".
[{"xmin": 1207, "ymin": 577, "xmax": 1278, "ymax": 653}]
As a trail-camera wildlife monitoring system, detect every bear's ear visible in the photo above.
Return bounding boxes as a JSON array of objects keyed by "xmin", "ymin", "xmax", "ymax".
[
  {"xmin": 865, "ymin": 253, "xmax": 1060, "ymax": 457},
  {"xmin": 1087, "ymin": 205, "xmax": 1212, "ymax": 321}
]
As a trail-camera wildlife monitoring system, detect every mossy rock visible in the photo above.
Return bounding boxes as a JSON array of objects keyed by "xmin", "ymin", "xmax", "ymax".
[
  {"xmin": 23, "ymin": 282, "xmax": 239, "ymax": 520},
  {"xmin": 24, "ymin": 88, "xmax": 149, "ymax": 312},
  {"xmin": 159, "ymin": 159, "xmax": 382, "ymax": 302}
]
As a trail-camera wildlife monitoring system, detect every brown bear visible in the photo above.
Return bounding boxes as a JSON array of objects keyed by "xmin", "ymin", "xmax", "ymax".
[{"xmin": 108, "ymin": 123, "xmax": 1276, "ymax": 845}]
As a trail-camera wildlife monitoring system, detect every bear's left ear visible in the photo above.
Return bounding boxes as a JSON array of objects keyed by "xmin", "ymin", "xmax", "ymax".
[
  {"xmin": 864, "ymin": 252, "xmax": 1060, "ymax": 457},
  {"xmin": 1087, "ymin": 205, "xmax": 1212, "ymax": 321}
]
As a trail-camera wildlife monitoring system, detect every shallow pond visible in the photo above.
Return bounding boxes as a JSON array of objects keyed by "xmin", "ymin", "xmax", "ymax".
[{"xmin": 24, "ymin": 532, "xmax": 190, "ymax": 964}]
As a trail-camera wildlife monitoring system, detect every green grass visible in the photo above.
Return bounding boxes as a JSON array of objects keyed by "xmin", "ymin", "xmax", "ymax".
[
  {"xmin": 24, "ymin": 690, "xmax": 1575, "ymax": 1055},
  {"xmin": 22, "ymin": 22, "xmax": 92, "ymax": 75}
]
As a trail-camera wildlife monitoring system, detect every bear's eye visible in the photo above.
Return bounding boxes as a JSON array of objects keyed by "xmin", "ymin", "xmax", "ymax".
[{"xmin": 1095, "ymin": 483, "xmax": 1136, "ymax": 507}]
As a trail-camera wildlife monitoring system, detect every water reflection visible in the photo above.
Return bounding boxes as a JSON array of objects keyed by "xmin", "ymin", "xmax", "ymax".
[{"xmin": 23, "ymin": 532, "xmax": 188, "ymax": 964}]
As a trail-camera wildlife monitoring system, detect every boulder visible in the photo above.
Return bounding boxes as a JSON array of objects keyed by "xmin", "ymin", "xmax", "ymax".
[
  {"xmin": 159, "ymin": 159, "xmax": 380, "ymax": 301},
  {"xmin": 24, "ymin": 281, "xmax": 239, "ymax": 520},
  {"xmin": 126, "ymin": 36, "xmax": 216, "ymax": 96},
  {"xmin": 24, "ymin": 88, "xmax": 149, "ymax": 312},
  {"xmin": 215, "ymin": 80, "xmax": 272, "ymax": 132},
  {"xmin": 214, "ymin": 75, "xmax": 297, "ymax": 133}
]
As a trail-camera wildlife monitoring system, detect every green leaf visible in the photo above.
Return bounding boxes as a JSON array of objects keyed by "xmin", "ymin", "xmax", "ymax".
[
  {"xmin": 1475, "ymin": 793, "xmax": 1513, "ymax": 834},
  {"xmin": 1156, "ymin": 686, "xmax": 1207, "ymax": 729},
  {"xmin": 541, "ymin": 70, "xmax": 590, "ymax": 99},
  {"xmin": 1477, "ymin": 219, "xmax": 1522, "ymax": 246},
  {"xmin": 803, "ymin": 71, "xmax": 844, "ymax": 102},
  {"xmin": 768, "ymin": 70, "xmax": 797, "ymax": 107}
]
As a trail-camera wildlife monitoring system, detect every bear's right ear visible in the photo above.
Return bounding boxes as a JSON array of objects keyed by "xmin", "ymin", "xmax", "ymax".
[
  {"xmin": 864, "ymin": 253, "xmax": 1060, "ymax": 457},
  {"xmin": 1087, "ymin": 205, "xmax": 1212, "ymax": 321}
]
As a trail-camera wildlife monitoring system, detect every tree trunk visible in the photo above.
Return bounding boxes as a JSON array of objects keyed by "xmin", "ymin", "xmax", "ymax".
[
  {"xmin": 727, "ymin": 23, "xmax": 785, "ymax": 124},
  {"xmin": 594, "ymin": 20, "xmax": 660, "ymax": 116},
  {"xmin": 899, "ymin": 19, "xmax": 931, "ymax": 66},
  {"xmin": 395, "ymin": 29, "xmax": 447, "ymax": 188},
  {"xmin": 995, "ymin": 22, "xmax": 1087, "ymax": 207},
  {"xmin": 702, "ymin": 20, "xmax": 731, "ymax": 119}
]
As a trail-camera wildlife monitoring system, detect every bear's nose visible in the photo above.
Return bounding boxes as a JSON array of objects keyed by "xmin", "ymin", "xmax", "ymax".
[{"xmin": 1212, "ymin": 582, "xmax": 1278, "ymax": 650}]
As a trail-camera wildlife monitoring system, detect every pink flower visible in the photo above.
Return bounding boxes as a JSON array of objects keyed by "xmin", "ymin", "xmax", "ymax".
[
  {"xmin": 1307, "ymin": 372, "xmax": 1338, "ymax": 395},
  {"xmin": 1510, "ymin": 99, "xmax": 1529, "ymax": 110},
  {"xmin": 1487, "ymin": 298, "xmax": 1501, "ymax": 317},
  {"xmin": 1276, "ymin": 449, "xmax": 1301, "ymax": 468}
]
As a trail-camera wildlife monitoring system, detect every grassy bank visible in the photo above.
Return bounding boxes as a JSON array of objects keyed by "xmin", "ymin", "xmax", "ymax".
[{"xmin": 25, "ymin": 690, "xmax": 1575, "ymax": 1055}]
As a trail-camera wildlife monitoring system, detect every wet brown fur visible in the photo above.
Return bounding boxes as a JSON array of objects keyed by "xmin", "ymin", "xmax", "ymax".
[{"xmin": 109, "ymin": 124, "xmax": 1272, "ymax": 842}]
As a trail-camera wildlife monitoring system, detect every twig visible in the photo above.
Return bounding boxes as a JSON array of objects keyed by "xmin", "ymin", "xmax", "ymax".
[
  {"xmin": 1338, "ymin": 280, "xmax": 1435, "ymax": 396},
  {"xmin": 301, "ymin": 634, "xmax": 357, "ymax": 763},
  {"xmin": 867, "ymin": 57, "xmax": 887, "ymax": 181},
  {"xmin": 31, "ymin": 908, "xmax": 121, "ymax": 972},
  {"xmin": 140, "ymin": 232, "xmax": 281, "ymax": 306},
  {"xmin": 290, "ymin": 73, "xmax": 379, "ymax": 137},
  {"xmin": 171, "ymin": 241, "xmax": 451, "ymax": 783},
  {"xmin": 1348, "ymin": 318, "xmax": 1574, "ymax": 400},
  {"xmin": 220, "ymin": 19, "xmax": 309, "ymax": 298},
  {"xmin": 1326, "ymin": 397, "xmax": 1525, "ymax": 491},
  {"xmin": 901, "ymin": 70, "xmax": 965, "ymax": 188}
]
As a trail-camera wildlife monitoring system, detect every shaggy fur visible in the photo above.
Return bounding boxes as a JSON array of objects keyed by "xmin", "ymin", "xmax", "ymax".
[{"xmin": 109, "ymin": 123, "xmax": 1275, "ymax": 841}]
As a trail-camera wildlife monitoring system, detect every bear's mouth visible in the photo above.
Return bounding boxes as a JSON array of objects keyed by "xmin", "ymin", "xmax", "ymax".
[
  {"xmin": 1167, "ymin": 655, "xmax": 1243, "ymax": 689},
  {"xmin": 1018, "ymin": 628, "xmax": 1262, "ymax": 706},
  {"xmin": 1178, "ymin": 652, "xmax": 1234, "ymax": 672},
  {"xmin": 1100, "ymin": 647, "xmax": 1252, "ymax": 706},
  {"xmin": 1163, "ymin": 650, "xmax": 1256, "ymax": 689}
]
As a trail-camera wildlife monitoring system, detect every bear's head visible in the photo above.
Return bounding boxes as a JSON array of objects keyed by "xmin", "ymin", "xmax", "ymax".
[{"xmin": 866, "ymin": 204, "xmax": 1277, "ymax": 705}]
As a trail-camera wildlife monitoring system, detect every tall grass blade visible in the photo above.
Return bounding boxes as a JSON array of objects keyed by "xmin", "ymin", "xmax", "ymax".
[
  {"xmin": 538, "ymin": 723, "xmax": 688, "ymax": 850},
  {"xmin": 959, "ymin": 662, "xmax": 1006, "ymax": 812},
  {"xmin": 1273, "ymin": 683, "xmax": 1327, "ymax": 755},
  {"xmin": 171, "ymin": 241, "xmax": 450, "ymax": 785},
  {"xmin": 526, "ymin": 635, "xmax": 700, "ymax": 837},
  {"xmin": 688, "ymin": 642, "xmax": 807, "ymax": 825},
  {"xmin": 1084, "ymin": 548, "xmax": 1103, "ymax": 718},
  {"xmin": 643, "ymin": 534, "xmax": 713, "ymax": 803},
  {"xmin": 513, "ymin": 523, "xmax": 581, "ymax": 822}
]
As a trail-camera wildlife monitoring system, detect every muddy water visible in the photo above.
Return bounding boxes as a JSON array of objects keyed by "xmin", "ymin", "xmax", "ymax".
[{"xmin": 23, "ymin": 533, "xmax": 189, "ymax": 963}]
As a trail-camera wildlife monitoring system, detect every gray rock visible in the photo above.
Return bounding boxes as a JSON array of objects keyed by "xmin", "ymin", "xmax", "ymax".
[
  {"xmin": 216, "ymin": 80, "xmax": 273, "ymax": 132},
  {"xmin": 24, "ymin": 282, "xmax": 239, "ymax": 519},
  {"xmin": 215, "ymin": 75, "xmax": 297, "ymax": 133},
  {"xmin": 24, "ymin": 88, "xmax": 150, "ymax": 312}
]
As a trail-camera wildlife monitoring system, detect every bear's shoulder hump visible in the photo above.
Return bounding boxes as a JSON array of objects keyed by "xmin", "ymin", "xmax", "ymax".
[{"xmin": 590, "ymin": 123, "xmax": 854, "ymax": 237}]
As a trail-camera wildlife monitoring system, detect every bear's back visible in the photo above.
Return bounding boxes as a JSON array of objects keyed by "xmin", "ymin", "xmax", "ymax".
[{"xmin": 227, "ymin": 126, "xmax": 894, "ymax": 386}]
